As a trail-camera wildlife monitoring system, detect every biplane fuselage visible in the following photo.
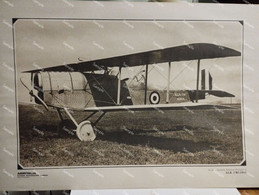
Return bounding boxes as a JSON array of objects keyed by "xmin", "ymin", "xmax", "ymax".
[{"xmin": 32, "ymin": 70, "xmax": 234, "ymax": 109}]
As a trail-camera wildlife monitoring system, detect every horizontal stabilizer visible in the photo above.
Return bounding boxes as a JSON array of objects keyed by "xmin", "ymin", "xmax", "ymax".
[
  {"xmin": 206, "ymin": 90, "xmax": 235, "ymax": 97},
  {"xmin": 187, "ymin": 90, "xmax": 234, "ymax": 102}
]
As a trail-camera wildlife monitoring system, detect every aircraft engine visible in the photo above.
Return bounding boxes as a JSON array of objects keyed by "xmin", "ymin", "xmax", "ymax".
[{"xmin": 32, "ymin": 71, "xmax": 92, "ymax": 109}]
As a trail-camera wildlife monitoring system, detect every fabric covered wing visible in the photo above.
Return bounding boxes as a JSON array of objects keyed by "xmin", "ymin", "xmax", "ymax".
[
  {"xmin": 23, "ymin": 43, "xmax": 241, "ymax": 73},
  {"xmin": 83, "ymin": 102, "xmax": 235, "ymax": 112}
]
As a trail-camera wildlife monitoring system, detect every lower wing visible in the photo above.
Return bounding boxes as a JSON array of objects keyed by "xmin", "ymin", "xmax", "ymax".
[{"xmin": 83, "ymin": 102, "xmax": 236, "ymax": 112}]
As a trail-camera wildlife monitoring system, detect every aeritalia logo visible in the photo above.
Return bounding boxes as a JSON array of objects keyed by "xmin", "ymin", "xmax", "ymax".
[{"xmin": 17, "ymin": 171, "xmax": 48, "ymax": 178}]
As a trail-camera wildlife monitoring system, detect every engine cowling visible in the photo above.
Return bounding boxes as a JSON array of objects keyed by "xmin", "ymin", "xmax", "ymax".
[{"xmin": 32, "ymin": 71, "xmax": 94, "ymax": 109}]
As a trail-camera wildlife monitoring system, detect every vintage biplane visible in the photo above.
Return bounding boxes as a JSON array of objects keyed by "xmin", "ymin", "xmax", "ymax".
[{"xmin": 20, "ymin": 43, "xmax": 241, "ymax": 141}]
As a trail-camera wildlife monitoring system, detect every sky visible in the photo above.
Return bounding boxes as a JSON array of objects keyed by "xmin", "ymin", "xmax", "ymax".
[{"xmin": 14, "ymin": 19, "xmax": 242, "ymax": 103}]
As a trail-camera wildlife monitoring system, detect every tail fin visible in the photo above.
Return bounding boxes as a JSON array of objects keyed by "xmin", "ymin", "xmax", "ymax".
[
  {"xmin": 209, "ymin": 72, "xmax": 213, "ymax": 90},
  {"xmin": 201, "ymin": 69, "xmax": 205, "ymax": 90},
  {"xmin": 201, "ymin": 69, "xmax": 213, "ymax": 91},
  {"xmin": 197, "ymin": 70, "xmax": 234, "ymax": 99}
]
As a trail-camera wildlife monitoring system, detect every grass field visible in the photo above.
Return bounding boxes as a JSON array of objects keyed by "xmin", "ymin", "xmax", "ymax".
[{"xmin": 18, "ymin": 103, "xmax": 244, "ymax": 167}]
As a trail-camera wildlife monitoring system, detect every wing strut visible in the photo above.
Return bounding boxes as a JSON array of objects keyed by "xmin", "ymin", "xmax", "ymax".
[
  {"xmin": 195, "ymin": 59, "xmax": 201, "ymax": 102},
  {"xmin": 166, "ymin": 61, "xmax": 172, "ymax": 103},
  {"xmin": 117, "ymin": 66, "xmax": 122, "ymax": 105},
  {"xmin": 144, "ymin": 64, "xmax": 148, "ymax": 105}
]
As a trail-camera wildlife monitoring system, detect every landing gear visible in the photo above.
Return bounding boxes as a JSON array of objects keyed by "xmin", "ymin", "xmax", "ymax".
[
  {"xmin": 56, "ymin": 107, "xmax": 105, "ymax": 141},
  {"xmin": 76, "ymin": 121, "xmax": 96, "ymax": 141}
]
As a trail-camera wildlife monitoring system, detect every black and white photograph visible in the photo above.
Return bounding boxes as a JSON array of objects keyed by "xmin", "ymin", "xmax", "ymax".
[{"xmin": 14, "ymin": 19, "xmax": 244, "ymax": 168}]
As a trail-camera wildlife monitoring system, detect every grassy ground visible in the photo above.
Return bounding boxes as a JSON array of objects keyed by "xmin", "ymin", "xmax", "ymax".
[{"xmin": 18, "ymin": 103, "xmax": 244, "ymax": 167}]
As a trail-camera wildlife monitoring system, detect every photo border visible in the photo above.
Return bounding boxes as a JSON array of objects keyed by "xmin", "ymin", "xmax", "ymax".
[{"xmin": 12, "ymin": 18, "xmax": 246, "ymax": 170}]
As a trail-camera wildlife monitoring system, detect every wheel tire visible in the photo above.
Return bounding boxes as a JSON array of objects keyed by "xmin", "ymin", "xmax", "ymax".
[{"xmin": 76, "ymin": 121, "xmax": 96, "ymax": 141}]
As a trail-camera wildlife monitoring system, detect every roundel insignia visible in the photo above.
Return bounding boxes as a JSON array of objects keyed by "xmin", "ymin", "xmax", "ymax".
[{"xmin": 149, "ymin": 91, "xmax": 160, "ymax": 104}]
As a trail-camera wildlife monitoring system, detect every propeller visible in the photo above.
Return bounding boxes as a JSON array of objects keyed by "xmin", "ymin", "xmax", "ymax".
[{"xmin": 20, "ymin": 77, "xmax": 49, "ymax": 111}]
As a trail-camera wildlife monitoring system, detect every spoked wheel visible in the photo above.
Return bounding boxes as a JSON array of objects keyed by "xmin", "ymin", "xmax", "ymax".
[
  {"xmin": 76, "ymin": 121, "xmax": 96, "ymax": 141},
  {"xmin": 58, "ymin": 119, "xmax": 77, "ymax": 136}
]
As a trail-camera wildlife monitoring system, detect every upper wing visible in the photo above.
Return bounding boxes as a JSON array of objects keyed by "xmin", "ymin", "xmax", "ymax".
[{"xmin": 23, "ymin": 43, "xmax": 241, "ymax": 73}]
